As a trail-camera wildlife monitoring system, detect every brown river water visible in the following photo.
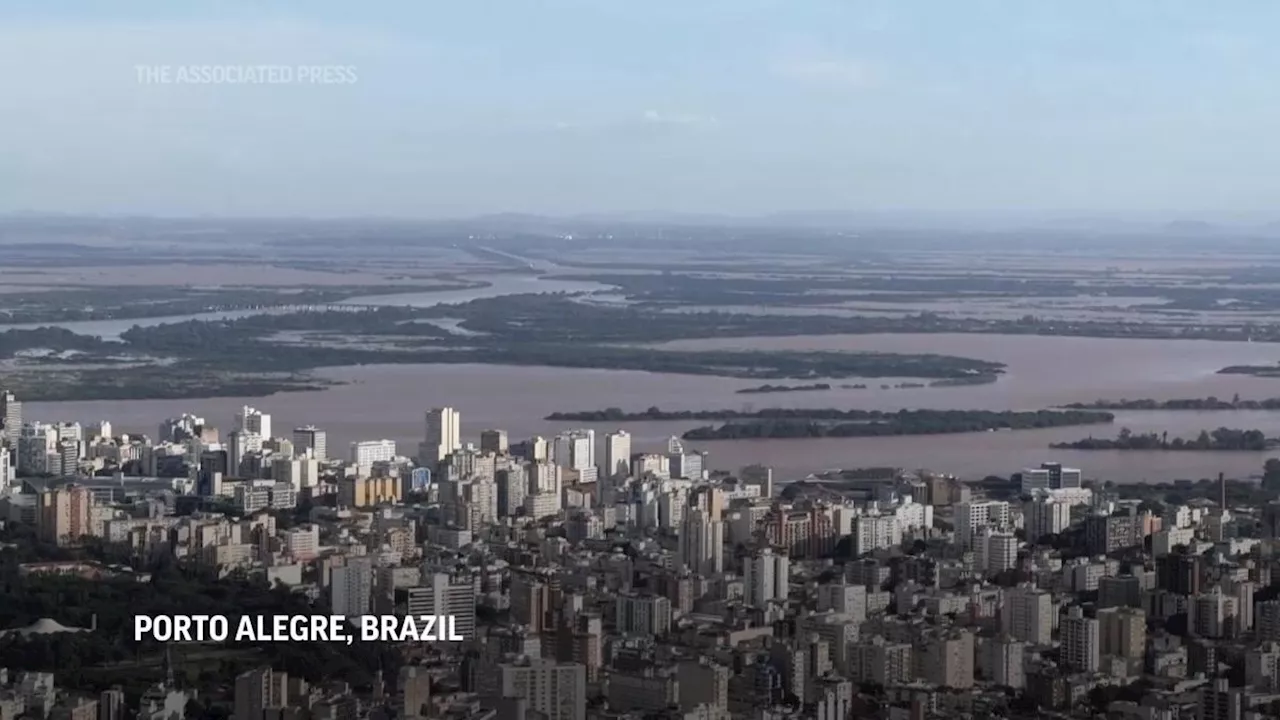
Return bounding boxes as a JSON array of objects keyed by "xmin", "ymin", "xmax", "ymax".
[{"xmin": 25, "ymin": 333, "xmax": 1280, "ymax": 483}]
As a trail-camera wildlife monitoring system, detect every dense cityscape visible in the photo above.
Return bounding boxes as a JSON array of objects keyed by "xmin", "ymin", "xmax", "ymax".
[
  {"xmin": 8, "ymin": 1, "xmax": 1280, "ymax": 719},
  {"xmin": 1, "ymin": 386, "xmax": 1279, "ymax": 720}
]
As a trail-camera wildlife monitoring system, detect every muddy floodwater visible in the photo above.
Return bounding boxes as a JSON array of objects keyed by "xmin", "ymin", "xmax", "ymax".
[{"xmin": 27, "ymin": 332, "xmax": 1280, "ymax": 482}]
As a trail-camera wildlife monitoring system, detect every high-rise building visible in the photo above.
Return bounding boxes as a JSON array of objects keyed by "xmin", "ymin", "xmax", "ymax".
[
  {"xmin": 99, "ymin": 688, "xmax": 125, "ymax": 720},
  {"xmin": 976, "ymin": 530, "xmax": 1019, "ymax": 573},
  {"xmin": 553, "ymin": 429, "xmax": 595, "ymax": 481},
  {"xmin": 236, "ymin": 405, "xmax": 271, "ymax": 440},
  {"xmin": 291, "ymin": 426, "xmax": 327, "ymax": 460},
  {"xmin": 603, "ymin": 431, "xmax": 631, "ymax": 480},
  {"xmin": 1060, "ymin": 606, "xmax": 1100, "ymax": 672},
  {"xmin": 1024, "ymin": 496, "xmax": 1072, "ymax": 542},
  {"xmin": 1198, "ymin": 678, "xmax": 1246, "ymax": 720},
  {"xmin": 920, "ymin": 630, "xmax": 974, "ymax": 689},
  {"xmin": 744, "ymin": 547, "xmax": 791, "ymax": 608},
  {"xmin": 1002, "ymin": 585, "xmax": 1053, "ymax": 645},
  {"xmin": 479, "ymin": 429, "xmax": 508, "ymax": 455},
  {"xmin": 398, "ymin": 666, "xmax": 431, "ymax": 719},
  {"xmin": 349, "ymin": 439, "xmax": 396, "ymax": 478},
  {"xmin": 17, "ymin": 422, "xmax": 57, "ymax": 475},
  {"xmin": 978, "ymin": 636, "xmax": 1025, "ymax": 689},
  {"xmin": 678, "ymin": 508, "xmax": 723, "ymax": 576},
  {"xmin": 233, "ymin": 667, "xmax": 287, "ymax": 720},
  {"xmin": 669, "ymin": 452, "xmax": 705, "ymax": 480},
  {"xmin": 407, "ymin": 572, "xmax": 476, "ymax": 640},
  {"xmin": 478, "ymin": 658, "xmax": 586, "ymax": 720},
  {"xmin": 36, "ymin": 485, "xmax": 94, "ymax": 546},
  {"xmin": 1098, "ymin": 606, "xmax": 1147, "ymax": 660},
  {"xmin": 511, "ymin": 573, "xmax": 550, "ymax": 633},
  {"xmin": 228, "ymin": 430, "xmax": 263, "ymax": 476},
  {"xmin": 817, "ymin": 583, "xmax": 867, "ymax": 621},
  {"xmin": 1, "ymin": 391, "xmax": 21, "ymax": 447},
  {"xmin": 1018, "ymin": 462, "xmax": 1082, "ymax": 494},
  {"xmin": 421, "ymin": 408, "xmax": 462, "ymax": 465},
  {"xmin": 850, "ymin": 637, "xmax": 913, "ymax": 686},
  {"xmin": 1245, "ymin": 642, "xmax": 1280, "ymax": 692},
  {"xmin": 0, "ymin": 449, "xmax": 12, "ymax": 491},
  {"xmin": 955, "ymin": 501, "xmax": 1010, "ymax": 548},
  {"xmin": 330, "ymin": 557, "xmax": 374, "ymax": 617},
  {"xmin": 1191, "ymin": 588, "xmax": 1238, "ymax": 639},
  {"xmin": 1158, "ymin": 549, "xmax": 1202, "ymax": 596},
  {"xmin": 616, "ymin": 594, "xmax": 672, "ymax": 636}
]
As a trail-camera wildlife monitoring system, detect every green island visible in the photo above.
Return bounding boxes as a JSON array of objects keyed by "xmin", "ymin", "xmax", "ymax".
[
  {"xmin": 0, "ymin": 280, "xmax": 482, "ymax": 325},
  {"xmin": 736, "ymin": 383, "xmax": 832, "ymax": 394},
  {"xmin": 1050, "ymin": 427, "xmax": 1275, "ymax": 451},
  {"xmin": 554, "ymin": 270, "xmax": 1280, "ymax": 317},
  {"xmin": 659, "ymin": 409, "xmax": 1114, "ymax": 441},
  {"xmin": 1218, "ymin": 363, "xmax": 1280, "ymax": 378},
  {"xmin": 5, "ymin": 277, "xmax": 1278, "ymax": 402},
  {"xmin": 929, "ymin": 374, "xmax": 1000, "ymax": 387},
  {"xmin": 1061, "ymin": 395, "xmax": 1280, "ymax": 411},
  {"xmin": 0, "ymin": 304, "xmax": 1008, "ymax": 400}
]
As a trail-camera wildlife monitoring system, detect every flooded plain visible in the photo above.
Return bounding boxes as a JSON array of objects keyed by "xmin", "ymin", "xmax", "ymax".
[{"xmin": 26, "ymin": 332, "xmax": 1280, "ymax": 483}]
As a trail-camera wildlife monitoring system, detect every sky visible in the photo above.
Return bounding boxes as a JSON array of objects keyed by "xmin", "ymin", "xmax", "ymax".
[{"xmin": 1, "ymin": 0, "xmax": 1278, "ymax": 220}]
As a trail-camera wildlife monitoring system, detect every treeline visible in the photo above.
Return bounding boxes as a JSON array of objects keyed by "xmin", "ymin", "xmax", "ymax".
[
  {"xmin": 0, "ymin": 327, "xmax": 111, "ymax": 358},
  {"xmin": 0, "ymin": 542, "xmax": 397, "ymax": 697},
  {"xmin": 0, "ymin": 282, "xmax": 477, "ymax": 325},
  {"xmin": 1219, "ymin": 364, "xmax": 1280, "ymax": 378},
  {"xmin": 736, "ymin": 383, "xmax": 831, "ymax": 394},
  {"xmin": 1062, "ymin": 396, "xmax": 1280, "ymax": 411},
  {"xmin": 119, "ymin": 317, "xmax": 1006, "ymax": 381},
  {"xmin": 548, "ymin": 406, "xmax": 1114, "ymax": 424},
  {"xmin": 678, "ymin": 409, "xmax": 1113, "ymax": 441},
  {"xmin": 1050, "ymin": 427, "xmax": 1273, "ymax": 451}
]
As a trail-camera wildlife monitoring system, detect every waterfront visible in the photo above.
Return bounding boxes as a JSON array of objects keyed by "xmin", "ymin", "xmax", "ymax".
[{"xmin": 26, "ymin": 328, "xmax": 1280, "ymax": 482}]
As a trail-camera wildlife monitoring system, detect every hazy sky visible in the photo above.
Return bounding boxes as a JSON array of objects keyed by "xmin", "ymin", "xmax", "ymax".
[{"xmin": 1, "ymin": 1, "xmax": 1277, "ymax": 219}]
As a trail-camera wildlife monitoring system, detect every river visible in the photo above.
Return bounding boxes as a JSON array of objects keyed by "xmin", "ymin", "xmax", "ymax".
[
  {"xmin": 24, "ymin": 332, "xmax": 1280, "ymax": 483},
  {"xmin": 0, "ymin": 273, "xmax": 614, "ymax": 340}
]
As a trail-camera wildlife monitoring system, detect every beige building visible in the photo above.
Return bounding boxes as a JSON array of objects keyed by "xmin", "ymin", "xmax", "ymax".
[
  {"xmin": 339, "ymin": 476, "xmax": 401, "ymax": 508},
  {"xmin": 1099, "ymin": 606, "xmax": 1147, "ymax": 660},
  {"xmin": 36, "ymin": 485, "xmax": 95, "ymax": 547}
]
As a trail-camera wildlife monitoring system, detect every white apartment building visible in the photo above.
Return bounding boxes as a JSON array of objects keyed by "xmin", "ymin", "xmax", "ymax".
[
  {"xmin": 236, "ymin": 405, "xmax": 272, "ymax": 440},
  {"xmin": 603, "ymin": 431, "xmax": 632, "ymax": 480},
  {"xmin": 480, "ymin": 659, "xmax": 586, "ymax": 720},
  {"xmin": 852, "ymin": 514, "xmax": 901, "ymax": 556},
  {"xmin": 421, "ymin": 407, "xmax": 461, "ymax": 465},
  {"xmin": 616, "ymin": 594, "xmax": 672, "ymax": 636},
  {"xmin": 1019, "ymin": 463, "xmax": 1082, "ymax": 494},
  {"xmin": 330, "ymin": 557, "xmax": 374, "ymax": 617},
  {"xmin": 291, "ymin": 426, "xmax": 327, "ymax": 460},
  {"xmin": 408, "ymin": 572, "xmax": 477, "ymax": 640},
  {"xmin": 678, "ymin": 508, "xmax": 724, "ymax": 576},
  {"xmin": 956, "ymin": 501, "xmax": 1011, "ymax": 548},
  {"xmin": 553, "ymin": 429, "xmax": 596, "ymax": 483},
  {"xmin": 817, "ymin": 583, "xmax": 867, "ymax": 622},
  {"xmin": 744, "ymin": 547, "xmax": 791, "ymax": 608},
  {"xmin": 1060, "ymin": 605, "xmax": 1100, "ymax": 672},
  {"xmin": 350, "ymin": 439, "xmax": 396, "ymax": 478},
  {"xmin": 1024, "ymin": 496, "xmax": 1072, "ymax": 541},
  {"xmin": 976, "ymin": 531, "xmax": 1019, "ymax": 573},
  {"xmin": 1002, "ymin": 585, "xmax": 1053, "ymax": 645}
]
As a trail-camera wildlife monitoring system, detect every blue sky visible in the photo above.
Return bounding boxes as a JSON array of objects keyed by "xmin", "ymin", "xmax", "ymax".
[{"xmin": 1, "ymin": 1, "xmax": 1277, "ymax": 219}]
